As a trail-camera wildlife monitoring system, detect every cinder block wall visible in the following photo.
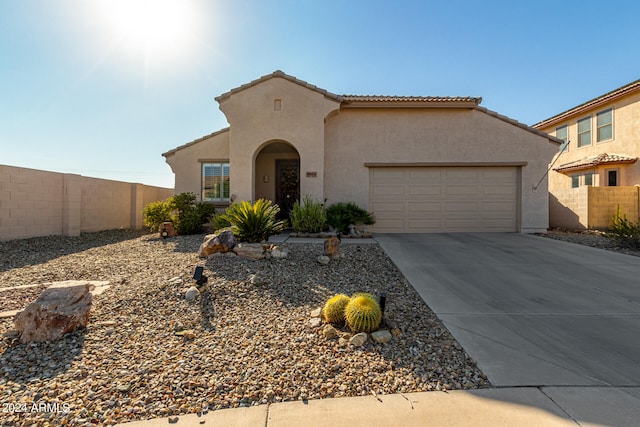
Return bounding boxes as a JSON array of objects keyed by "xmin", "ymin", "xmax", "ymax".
[
  {"xmin": 588, "ymin": 186, "xmax": 639, "ymax": 229},
  {"xmin": 549, "ymin": 187, "xmax": 589, "ymax": 229},
  {"xmin": 0, "ymin": 164, "xmax": 173, "ymax": 241}
]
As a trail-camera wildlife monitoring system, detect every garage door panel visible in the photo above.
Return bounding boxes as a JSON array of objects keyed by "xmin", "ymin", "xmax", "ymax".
[
  {"xmin": 370, "ymin": 166, "xmax": 518, "ymax": 233},
  {"xmin": 408, "ymin": 185, "xmax": 441, "ymax": 196}
]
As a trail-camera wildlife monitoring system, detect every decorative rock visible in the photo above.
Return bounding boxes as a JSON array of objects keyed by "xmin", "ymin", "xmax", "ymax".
[
  {"xmin": 270, "ymin": 246, "xmax": 288, "ymax": 259},
  {"xmin": 14, "ymin": 282, "xmax": 93, "ymax": 343},
  {"xmin": 322, "ymin": 324, "xmax": 338, "ymax": 339},
  {"xmin": 309, "ymin": 318, "xmax": 322, "ymax": 328},
  {"xmin": 324, "ymin": 236, "xmax": 341, "ymax": 258},
  {"xmin": 198, "ymin": 230, "xmax": 237, "ymax": 257},
  {"xmin": 338, "ymin": 337, "xmax": 349, "ymax": 346},
  {"xmin": 249, "ymin": 273, "xmax": 269, "ymax": 286},
  {"xmin": 317, "ymin": 255, "xmax": 330, "ymax": 265},
  {"xmin": 371, "ymin": 329, "xmax": 392, "ymax": 344},
  {"xmin": 234, "ymin": 243, "xmax": 266, "ymax": 260},
  {"xmin": 349, "ymin": 332, "xmax": 368, "ymax": 347},
  {"xmin": 185, "ymin": 286, "xmax": 199, "ymax": 301},
  {"xmin": 391, "ymin": 328, "xmax": 402, "ymax": 337},
  {"xmin": 310, "ymin": 308, "xmax": 322, "ymax": 318}
]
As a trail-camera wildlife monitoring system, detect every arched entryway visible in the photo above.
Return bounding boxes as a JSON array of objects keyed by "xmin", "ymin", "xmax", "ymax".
[{"xmin": 254, "ymin": 141, "xmax": 300, "ymax": 218}]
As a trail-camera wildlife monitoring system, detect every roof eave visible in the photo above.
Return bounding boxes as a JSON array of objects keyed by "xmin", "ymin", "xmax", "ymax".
[
  {"xmin": 340, "ymin": 99, "xmax": 480, "ymax": 109},
  {"xmin": 162, "ymin": 127, "xmax": 230, "ymax": 157},
  {"xmin": 533, "ymin": 79, "xmax": 640, "ymax": 129}
]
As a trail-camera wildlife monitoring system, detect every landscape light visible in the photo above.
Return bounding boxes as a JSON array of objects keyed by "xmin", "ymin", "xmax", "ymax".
[{"xmin": 193, "ymin": 266, "xmax": 208, "ymax": 286}]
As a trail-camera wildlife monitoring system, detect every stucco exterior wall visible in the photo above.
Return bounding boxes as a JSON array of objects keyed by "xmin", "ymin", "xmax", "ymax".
[
  {"xmin": 164, "ymin": 130, "xmax": 230, "ymax": 199},
  {"xmin": 218, "ymin": 78, "xmax": 340, "ymax": 203},
  {"xmin": 544, "ymin": 90, "xmax": 640, "ymax": 191},
  {"xmin": 324, "ymin": 108, "xmax": 558, "ymax": 233},
  {"xmin": 0, "ymin": 164, "xmax": 173, "ymax": 241}
]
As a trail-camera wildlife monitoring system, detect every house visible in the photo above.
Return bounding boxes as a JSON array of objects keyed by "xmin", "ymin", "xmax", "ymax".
[
  {"xmin": 533, "ymin": 79, "xmax": 640, "ymax": 229},
  {"xmin": 163, "ymin": 71, "xmax": 560, "ymax": 233}
]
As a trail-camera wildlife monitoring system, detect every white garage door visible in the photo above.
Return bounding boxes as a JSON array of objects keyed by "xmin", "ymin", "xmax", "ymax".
[{"xmin": 370, "ymin": 167, "xmax": 518, "ymax": 232}]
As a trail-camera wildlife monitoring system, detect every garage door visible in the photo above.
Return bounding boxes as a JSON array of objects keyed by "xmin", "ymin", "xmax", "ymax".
[{"xmin": 370, "ymin": 167, "xmax": 518, "ymax": 232}]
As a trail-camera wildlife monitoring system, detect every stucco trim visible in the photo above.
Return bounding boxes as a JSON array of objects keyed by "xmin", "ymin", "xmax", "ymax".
[
  {"xmin": 533, "ymin": 79, "xmax": 640, "ymax": 129},
  {"xmin": 198, "ymin": 158, "xmax": 230, "ymax": 163},
  {"xmin": 162, "ymin": 127, "xmax": 230, "ymax": 157},
  {"xmin": 364, "ymin": 162, "xmax": 528, "ymax": 167}
]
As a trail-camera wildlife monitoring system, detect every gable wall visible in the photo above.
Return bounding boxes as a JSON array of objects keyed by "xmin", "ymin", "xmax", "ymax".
[
  {"xmin": 218, "ymin": 78, "xmax": 340, "ymax": 203},
  {"xmin": 164, "ymin": 131, "xmax": 230, "ymax": 199}
]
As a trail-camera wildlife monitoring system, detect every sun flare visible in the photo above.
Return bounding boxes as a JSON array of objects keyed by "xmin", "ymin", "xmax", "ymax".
[{"xmin": 100, "ymin": 0, "xmax": 196, "ymax": 59}]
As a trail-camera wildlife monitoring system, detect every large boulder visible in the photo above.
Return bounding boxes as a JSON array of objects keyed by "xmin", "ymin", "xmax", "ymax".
[
  {"xmin": 199, "ymin": 230, "xmax": 237, "ymax": 257},
  {"xmin": 14, "ymin": 282, "xmax": 93, "ymax": 343}
]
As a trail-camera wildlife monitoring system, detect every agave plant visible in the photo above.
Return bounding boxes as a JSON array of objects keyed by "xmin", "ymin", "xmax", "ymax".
[{"xmin": 220, "ymin": 199, "xmax": 286, "ymax": 243}]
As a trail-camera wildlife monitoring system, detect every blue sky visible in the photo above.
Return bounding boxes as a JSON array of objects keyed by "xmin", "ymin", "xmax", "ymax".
[{"xmin": 1, "ymin": 0, "xmax": 639, "ymax": 188}]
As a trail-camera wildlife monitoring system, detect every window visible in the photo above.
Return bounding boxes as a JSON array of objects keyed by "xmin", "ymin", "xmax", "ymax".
[
  {"xmin": 202, "ymin": 162, "xmax": 230, "ymax": 201},
  {"xmin": 577, "ymin": 117, "xmax": 591, "ymax": 148},
  {"xmin": 571, "ymin": 175, "xmax": 580, "ymax": 188},
  {"xmin": 556, "ymin": 125, "xmax": 568, "ymax": 152},
  {"xmin": 607, "ymin": 170, "xmax": 618, "ymax": 187},
  {"xmin": 584, "ymin": 172, "xmax": 593, "ymax": 186},
  {"xmin": 596, "ymin": 108, "xmax": 613, "ymax": 142}
]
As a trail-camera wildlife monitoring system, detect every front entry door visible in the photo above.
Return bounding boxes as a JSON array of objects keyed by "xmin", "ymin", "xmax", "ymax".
[{"xmin": 275, "ymin": 159, "xmax": 300, "ymax": 219}]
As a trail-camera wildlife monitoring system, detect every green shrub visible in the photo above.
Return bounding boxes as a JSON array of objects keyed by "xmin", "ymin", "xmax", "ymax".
[
  {"xmin": 326, "ymin": 202, "xmax": 375, "ymax": 234},
  {"xmin": 142, "ymin": 199, "xmax": 175, "ymax": 232},
  {"xmin": 323, "ymin": 294, "xmax": 350, "ymax": 324},
  {"xmin": 143, "ymin": 193, "xmax": 215, "ymax": 235},
  {"xmin": 344, "ymin": 295, "xmax": 382, "ymax": 334},
  {"xmin": 219, "ymin": 199, "xmax": 286, "ymax": 242},
  {"xmin": 291, "ymin": 195, "xmax": 327, "ymax": 233},
  {"xmin": 610, "ymin": 205, "xmax": 640, "ymax": 248},
  {"xmin": 210, "ymin": 213, "xmax": 232, "ymax": 231}
]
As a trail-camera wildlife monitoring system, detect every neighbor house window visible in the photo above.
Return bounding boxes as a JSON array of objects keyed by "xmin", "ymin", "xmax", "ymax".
[
  {"xmin": 556, "ymin": 125, "xmax": 568, "ymax": 152},
  {"xmin": 571, "ymin": 175, "xmax": 580, "ymax": 188},
  {"xmin": 577, "ymin": 116, "xmax": 591, "ymax": 148},
  {"xmin": 584, "ymin": 172, "xmax": 593, "ymax": 186},
  {"xmin": 202, "ymin": 162, "xmax": 230, "ymax": 201},
  {"xmin": 596, "ymin": 108, "xmax": 613, "ymax": 142},
  {"xmin": 607, "ymin": 169, "xmax": 618, "ymax": 186}
]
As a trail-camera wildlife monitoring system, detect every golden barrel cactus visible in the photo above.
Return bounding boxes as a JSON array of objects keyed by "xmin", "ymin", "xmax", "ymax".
[
  {"xmin": 345, "ymin": 295, "xmax": 382, "ymax": 333},
  {"xmin": 323, "ymin": 294, "xmax": 351, "ymax": 324}
]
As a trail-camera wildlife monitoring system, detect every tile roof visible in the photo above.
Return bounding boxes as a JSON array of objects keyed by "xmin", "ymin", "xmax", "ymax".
[
  {"xmin": 554, "ymin": 153, "xmax": 638, "ymax": 173},
  {"xmin": 341, "ymin": 95, "xmax": 482, "ymax": 103},
  {"xmin": 533, "ymin": 79, "xmax": 640, "ymax": 129}
]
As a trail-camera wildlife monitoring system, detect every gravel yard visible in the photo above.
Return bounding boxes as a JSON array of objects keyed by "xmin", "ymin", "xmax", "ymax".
[
  {"xmin": 541, "ymin": 229, "xmax": 640, "ymax": 257},
  {"xmin": 0, "ymin": 230, "xmax": 488, "ymax": 426}
]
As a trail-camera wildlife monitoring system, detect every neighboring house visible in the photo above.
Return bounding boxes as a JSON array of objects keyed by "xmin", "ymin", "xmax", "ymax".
[
  {"xmin": 163, "ymin": 71, "xmax": 560, "ymax": 233},
  {"xmin": 534, "ymin": 79, "xmax": 640, "ymax": 229}
]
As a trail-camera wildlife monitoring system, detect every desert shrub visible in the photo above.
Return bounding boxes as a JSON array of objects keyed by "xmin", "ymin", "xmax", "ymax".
[
  {"xmin": 326, "ymin": 202, "xmax": 375, "ymax": 234},
  {"xmin": 609, "ymin": 205, "xmax": 640, "ymax": 248},
  {"xmin": 143, "ymin": 193, "xmax": 215, "ymax": 235},
  {"xmin": 344, "ymin": 295, "xmax": 382, "ymax": 333},
  {"xmin": 219, "ymin": 199, "xmax": 286, "ymax": 242},
  {"xmin": 171, "ymin": 193, "xmax": 204, "ymax": 235},
  {"xmin": 323, "ymin": 294, "xmax": 351, "ymax": 324},
  {"xmin": 142, "ymin": 199, "xmax": 175, "ymax": 232},
  {"xmin": 291, "ymin": 195, "xmax": 327, "ymax": 233},
  {"xmin": 197, "ymin": 202, "xmax": 218, "ymax": 224}
]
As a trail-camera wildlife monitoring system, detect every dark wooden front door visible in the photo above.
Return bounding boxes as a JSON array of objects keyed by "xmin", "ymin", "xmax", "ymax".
[{"xmin": 275, "ymin": 159, "xmax": 299, "ymax": 219}]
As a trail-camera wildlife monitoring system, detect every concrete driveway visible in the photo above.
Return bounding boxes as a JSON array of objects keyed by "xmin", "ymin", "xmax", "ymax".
[
  {"xmin": 377, "ymin": 233, "xmax": 640, "ymax": 424},
  {"xmin": 377, "ymin": 233, "xmax": 640, "ymax": 386}
]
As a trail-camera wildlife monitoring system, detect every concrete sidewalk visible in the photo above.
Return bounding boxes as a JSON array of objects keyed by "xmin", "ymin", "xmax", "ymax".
[{"xmin": 116, "ymin": 387, "xmax": 610, "ymax": 427}]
